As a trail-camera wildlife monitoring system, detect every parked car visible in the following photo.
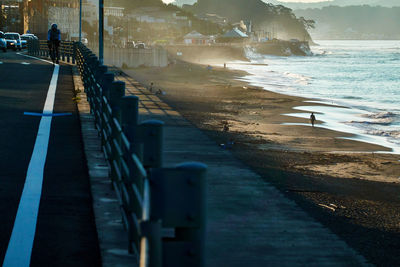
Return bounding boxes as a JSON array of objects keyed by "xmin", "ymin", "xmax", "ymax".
[
  {"xmin": 23, "ymin": 33, "xmax": 38, "ymax": 40},
  {"xmin": 20, "ymin": 35, "xmax": 31, "ymax": 49},
  {"xmin": 5, "ymin": 32, "xmax": 22, "ymax": 51},
  {"xmin": 0, "ymin": 31, "xmax": 6, "ymax": 52},
  {"xmin": 126, "ymin": 41, "xmax": 136, "ymax": 49},
  {"xmin": 136, "ymin": 42, "xmax": 146, "ymax": 49}
]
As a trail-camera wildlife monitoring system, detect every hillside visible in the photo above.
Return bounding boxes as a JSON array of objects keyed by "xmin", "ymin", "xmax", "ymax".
[
  {"xmin": 184, "ymin": 0, "xmax": 314, "ymax": 41},
  {"xmin": 108, "ymin": 0, "xmax": 164, "ymax": 10},
  {"xmin": 172, "ymin": 0, "xmax": 400, "ymax": 8},
  {"xmin": 295, "ymin": 5, "xmax": 400, "ymax": 40},
  {"xmin": 271, "ymin": 0, "xmax": 400, "ymax": 9}
]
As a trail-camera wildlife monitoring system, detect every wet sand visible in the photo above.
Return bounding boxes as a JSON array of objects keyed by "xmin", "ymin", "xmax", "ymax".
[{"xmin": 124, "ymin": 61, "xmax": 400, "ymax": 266}]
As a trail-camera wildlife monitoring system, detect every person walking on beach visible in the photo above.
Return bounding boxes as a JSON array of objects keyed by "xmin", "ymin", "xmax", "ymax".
[
  {"xmin": 310, "ymin": 112, "xmax": 316, "ymax": 127},
  {"xmin": 47, "ymin": 23, "xmax": 61, "ymax": 64}
]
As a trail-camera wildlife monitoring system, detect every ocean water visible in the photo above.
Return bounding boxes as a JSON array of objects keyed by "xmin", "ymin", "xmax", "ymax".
[{"xmin": 228, "ymin": 40, "xmax": 400, "ymax": 153}]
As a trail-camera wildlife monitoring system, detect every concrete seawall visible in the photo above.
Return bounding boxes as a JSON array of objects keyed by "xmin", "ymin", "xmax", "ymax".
[
  {"xmin": 104, "ymin": 46, "xmax": 168, "ymax": 68},
  {"xmin": 165, "ymin": 44, "xmax": 248, "ymax": 64},
  {"xmin": 165, "ymin": 41, "xmax": 311, "ymax": 65}
]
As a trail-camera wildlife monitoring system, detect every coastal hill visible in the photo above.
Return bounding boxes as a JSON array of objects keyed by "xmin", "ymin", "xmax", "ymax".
[
  {"xmin": 268, "ymin": 0, "xmax": 400, "ymax": 9},
  {"xmin": 295, "ymin": 5, "xmax": 400, "ymax": 40},
  {"xmin": 173, "ymin": 0, "xmax": 399, "ymax": 9},
  {"xmin": 183, "ymin": 0, "xmax": 314, "ymax": 41}
]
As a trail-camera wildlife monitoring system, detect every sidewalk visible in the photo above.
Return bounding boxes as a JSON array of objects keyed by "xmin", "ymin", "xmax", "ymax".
[
  {"xmin": 116, "ymin": 74, "xmax": 370, "ymax": 266},
  {"xmin": 74, "ymin": 67, "xmax": 370, "ymax": 266}
]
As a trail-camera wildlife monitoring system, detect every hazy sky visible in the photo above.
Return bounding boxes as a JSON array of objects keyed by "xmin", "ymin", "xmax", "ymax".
[
  {"xmin": 278, "ymin": 0, "xmax": 332, "ymax": 2},
  {"xmin": 161, "ymin": 0, "xmax": 334, "ymax": 3}
]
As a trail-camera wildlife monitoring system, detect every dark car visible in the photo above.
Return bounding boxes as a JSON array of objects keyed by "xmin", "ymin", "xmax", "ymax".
[
  {"xmin": 0, "ymin": 31, "xmax": 6, "ymax": 52},
  {"xmin": 126, "ymin": 41, "xmax": 136, "ymax": 49},
  {"xmin": 5, "ymin": 32, "xmax": 22, "ymax": 51}
]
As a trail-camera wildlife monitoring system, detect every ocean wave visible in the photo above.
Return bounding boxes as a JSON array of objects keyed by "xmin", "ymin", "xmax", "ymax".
[
  {"xmin": 361, "ymin": 112, "xmax": 397, "ymax": 120},
  {"xmin": 342, "ymin": 96, "xmax": 363, "ymax": 100},
  {"xmin": 284, "ymin": 72, "xmax": 312, "ymax": 85},
  {"xmin": 244, "ymin": 46, "xmax": 267, "ymax": 61},
  {"xmin": 366, "ymin": 130, "xmax": 400, "ymax": 139},
  {"xmin": 313, "ymin": 50, "xmax": 333, "ymax": 56},
  {"xmin": 348, "ymin": 120, "xmax": 393, "ymax": 126}
]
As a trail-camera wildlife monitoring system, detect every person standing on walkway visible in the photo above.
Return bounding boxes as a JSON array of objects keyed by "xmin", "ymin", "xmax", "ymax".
[
  {"xmin": 47, "ymin": 23, "xmax": 61, "ymax": 64},
  {"xmin": 310, "ymin": 112, "xmax": 316, "ymax": 127}
]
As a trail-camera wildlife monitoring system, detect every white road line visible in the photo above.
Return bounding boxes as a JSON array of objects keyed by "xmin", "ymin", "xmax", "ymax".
[
  {"xmin": 2, "ymin": 64, "xmax": 60, "ymax": 267},
  {"xmin": 17, "ymin": 52, "xmax": 54, "ymax": 65}
]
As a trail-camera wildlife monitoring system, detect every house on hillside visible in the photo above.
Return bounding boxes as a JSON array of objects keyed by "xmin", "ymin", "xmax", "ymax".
[
  {"xmin": 219, "ymin": 28, "xmax": 248, "ymax": 42},
  {"xmin": 183, "ymin": 31, "xmax": 214, "ymax": 45}
]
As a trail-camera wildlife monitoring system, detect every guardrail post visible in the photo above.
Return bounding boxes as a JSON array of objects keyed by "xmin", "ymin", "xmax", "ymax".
[
  {"xmin": 72, "ymin": 42, "xmax": 77, "ymax": 64},
  {"xmin": 110, "ymin": 81, "xmax": 125, "ymax": 122},
  {"xmin": 61, "ymin": 42, "xmax": 65, "ymax": 61},
  {"xmin": 121, "ymin": 95, "xmax": 143, "ymax": 157},
  {"xmin": 121, "ymin": 96, "xmax": 139, "ymax": 141},
  {"xmin": 93, "ymin": 65, "xmax": 108, "ymax": 128},
  {"xmin": 139, "ymin": 120, "xmax": 164, "ymax": 169},
  {"xmin": 101, "ymin": 72, "xmax": 114, "ymax": 100},
  {"xmin": 150, "ymin": 162, "xmax": 207, "ymax": 267}
]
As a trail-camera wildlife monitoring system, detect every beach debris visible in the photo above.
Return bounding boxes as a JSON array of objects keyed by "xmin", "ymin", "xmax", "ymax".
[
  {"xmin": 318, "ymin": 203, "xmax": 336, "ymax": 212},
  {"xmin": 155, "ymin": 89, "xmax": 166, "ymax": 95},
  {"xmin": 243, "ymin": 86, "xmax": 248, "ymax": 90},
  {"xmin": 222, "ymin": 121, "xmax": 230, "ymax": 132},
  {"xmin": 329, "ymin": 203, "xmax": 338, "ymax": 209}
]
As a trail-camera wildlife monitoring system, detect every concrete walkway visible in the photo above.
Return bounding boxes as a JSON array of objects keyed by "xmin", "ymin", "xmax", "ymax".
[{"xmin": 115, "ymin": 74, "xmax": 370, "ymax": 266}]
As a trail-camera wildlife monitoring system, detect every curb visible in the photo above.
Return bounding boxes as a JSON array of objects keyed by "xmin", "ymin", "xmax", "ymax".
[{"xmin": 72, "ymin": 66, "xmax": 138, "ymax": 267}]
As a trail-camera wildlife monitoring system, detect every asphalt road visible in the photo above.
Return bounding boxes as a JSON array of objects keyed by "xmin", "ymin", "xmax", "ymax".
[{"xmin": 0, "ymin": 51, "xmax": 101, "ymax": 266}]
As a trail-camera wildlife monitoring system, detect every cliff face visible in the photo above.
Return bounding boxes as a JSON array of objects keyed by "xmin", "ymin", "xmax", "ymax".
[{"xmin": 186, "ymin": 0, "xmax": 313, "ymax": 41}]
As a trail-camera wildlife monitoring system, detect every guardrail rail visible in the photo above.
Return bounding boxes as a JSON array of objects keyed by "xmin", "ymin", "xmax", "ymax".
[
  {"xmin": 28, "ymin": 39, "xmax": 76, "ymax": 64},
  {"xmin": 28, "ymin": 40, "xmax": 207, "ymax": 267}
]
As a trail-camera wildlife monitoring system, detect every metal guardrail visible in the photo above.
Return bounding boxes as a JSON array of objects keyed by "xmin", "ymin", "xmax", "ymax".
[
  {"xmin": 27, "ymin": 39, "xmax": 76, "ymax": 64},
  {"xmin": 28, "ymin": 41, "xmax": 207, "ymax": 267}
]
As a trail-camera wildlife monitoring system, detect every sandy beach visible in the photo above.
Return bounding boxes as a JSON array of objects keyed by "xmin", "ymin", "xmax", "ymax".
[{"xmin": 124, "ymin": 60, "xmax": 400, "ymax": 265}]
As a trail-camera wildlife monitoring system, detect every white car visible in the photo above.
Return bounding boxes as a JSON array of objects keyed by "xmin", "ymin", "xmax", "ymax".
[
  {"xmin": 5, "ymin": 32, "xmax": 22, "ymax": 51},
  {"xmin": 135, "ymin": 42, "xmax": 146, "ymax": 49}
]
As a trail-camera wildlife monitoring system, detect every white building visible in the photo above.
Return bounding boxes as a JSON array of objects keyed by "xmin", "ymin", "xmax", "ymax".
[
  {"xmin": 183, "ymin": 31, "xmax": 214, "ymax": 45},
  {"xmin": 104, "ymin": 7, "xmax": 124, "ymax": 17}
]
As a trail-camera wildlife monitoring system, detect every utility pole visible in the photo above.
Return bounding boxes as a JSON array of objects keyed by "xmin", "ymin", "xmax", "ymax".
[
  {"xmin": 79, "ymin": 0, "xmax": 82, "ymax": 42},
  {"xmin": 99, "ymin": 0, "xmax": 104, "ymax": 64}
]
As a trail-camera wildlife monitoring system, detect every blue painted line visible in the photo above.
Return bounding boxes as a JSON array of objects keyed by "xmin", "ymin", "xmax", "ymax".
[{"xmin": 24, "ymin": 112, "xmax": 72, "ymax": 117}]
